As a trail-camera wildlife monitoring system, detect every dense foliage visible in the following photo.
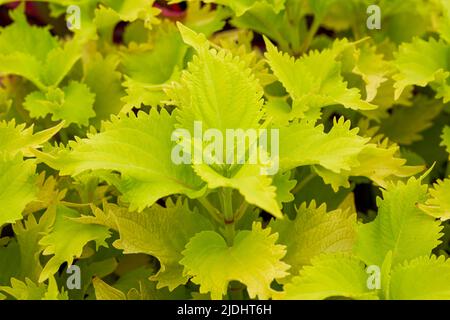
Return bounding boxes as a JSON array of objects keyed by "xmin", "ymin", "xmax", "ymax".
[{"xmin": 0, "ymin": 0, "xmax": 450, "ymax": 300}]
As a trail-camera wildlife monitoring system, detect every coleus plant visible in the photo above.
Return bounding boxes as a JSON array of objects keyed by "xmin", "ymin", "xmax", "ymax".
[{"xmin": 0, "ymin": 0, "xmax": 449, "ymax": 300}]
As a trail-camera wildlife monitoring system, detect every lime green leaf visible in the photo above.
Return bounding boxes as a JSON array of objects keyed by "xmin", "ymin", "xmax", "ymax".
[
  {"xmin": 265, "ymin": 98, "xmax": 291, "ymax": 126},
  {"xmin": 93, "ymin": 0, "xmax": 161, "ymax": 41},
  {"xmin": 83, "ymin": 54, "xmax": 125, "ymax": 125},
  {"xmin": 418, "ymin": 178, "xmax": 450, "ymax": 221},
  {"xmin": 436, "ymin": 0, "xmax": 450, "ymax": 43},
  {"xmin": 272, "ymin": 171, "xmax": 296, "ymax": 206},
  {"xmin": 264, "ymin": 38, "xmax": 376, "ymax": 119},
  {"xmin": 393, "ymin": 37, "xmax": 450, "ymax": 102},
  {"xmin": 349, "ymin": 144, "xmax": 423, "ymax": 188},
  {"xmin": 198, "ymin": 0, "xmax": 285, "ymax": 16},
  {"xmin": 0, "ymin": 119, "xmax": 63, "ymax": 157},
  {"xmin": 13, "ymin": 213, "xmax": 53, "ymax": 283},
  {"xmin": 110, "ymin": 200, "xmax": 213, "ymax": 290},
  {"xmin": 23, "ymin": 173, "xmax": 62, "ymax": 215},
  {"xmin": 230, "ymin": 1, "xmax": 291, "ymax": 54},
  {"xmin": 270, "ymin": 201, "xmax": 357, "ymax": 279},
  {"xmin": 0, "ymin": 156, "xmax": 37, "ymax": 227},
  {"xmin": 93, "ymin": 277, "xmax": 127, "ymax": 300},
  {"xmin": 354, "ymin": 177, "xmax": 443, "ymax": 267},
  {"xmin": 279, "ymin": 117, "xmax": 369, "ymax": 173},
  {"xmin": 0, "ymin": 7, "xmax": 82, "ymax": 89},
  {"xmin": 314, "ymin": 136, "xmax": 424, "ymax": 191},
  {"xmin": 39, "ymin": 205, "xmax": 110, "ymax": 282},
  {"xmin": 194, "ymin": 163, "xmax": 282, "ymax": 218},
  {"xmin": 0, "ymin": 7, "xmax": 57, "ymax": 61},
  {"xmin": 213, "ymin": 29, "xmax": 276, "ymax": 87},
  {"xmin": 24, "ymin": 81, "xmax": 96, "ymax": 126},
  {"xmin": 352, "ymin": 44, "xmax": 390, "ymax": 102},
  {"xmin": 278, "ymin": 253, "xmax": 378, "ymax": 300},
  {"xmin": 121, "ymin": 22, "xmax": 187, "ymax": 110},
  {"xmin": 180, "ymin": 222, "xmax": 289, "ymax": 300},
  {"xmin": 170, "ymin": 24, "xmax": 264, "ymax": 133},
  {"xmin": 43, "ymin": 276, "xmax": 68, "ymax": 300},
  {"xmin": 389, "ymin": 255, "xmax": 450, "ymax": 299},
  {"xmin": 34, "ymin": 109, "xmax": 206, "ymax": 211},
  {"xmin": 0, "ymin": 278, "xmax": 47, "ymax": 300},
  {"xmin": 380, "ymin": 251, "xmax": 393, "ymax": 300},
  {"xmin": 42, "ymin": 37, "xmax": 83, "ymax": 87},
  {"xmin": 0, "ymin": 277, "xmax": 67, "ymax": 300},
  {"xmin": 182, "ymin": 1, "xmax": 231, "ymax": 37},
  {"xmin": 102, "ymin": 0, "xmax": 161, "ymax": 28},
  {"xmin": 167, "ymin": 25, "xmax": 278, "ymax": 215}
]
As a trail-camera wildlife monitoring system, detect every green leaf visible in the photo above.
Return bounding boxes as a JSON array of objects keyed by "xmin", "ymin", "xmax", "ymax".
[
  {"xmin": 213, "ymin": 29, "xmax": 276, "ymax": 87},
  {"xmin": 39, "ymin": 205, "xmax": 111, "ymax": 282},
  {"xmin": 93, "ymin": 277, "xmax": 127, "ymax": 300},
  {"xmin": 0, "ymin": 277, "xmax": 67, "ymax": 300},
  {"xmin": 113, "ymin": 266, "xmax": 191, "ymax": 300},
  {"xmin": 389, "ymin": 255, "xmax": 450, "ymax": 299},
  {"xmin": 0, "ymin": 7, "xmax": 82, "ymax": 89},
  {"xmin": 171, "ymin": 24, "xmax": 264, "ymax": 134},
  {"xmin": 436, "ymin": 0, "xmax": 450, "ymax": 43},
  {"xmin": 23, "ymin": 173, "xmax": 62, "ymax": 215},
  {"xmin": 182, "ymin": 1, "xmax": 231, "ymax": 37},
  {"xmin": 109, "ymin": 200, "xmax": 213, "ymax": 290},
  {"xmin": 35, "ymin": 109, "xmax": 206, "ymax": 211},
  {"xmin": 102, "ymin": 0, "xmax": 161, "ymax": 27},
  {"xmin": 180, "ymin": 222, "xmax": 290, "ymax": 300},
  {"xmin": 169, "ymin": 25, "xmax": 281, "ymax": 216},
  {"xmin": 270, "ymin": 201, "xmax": 357, "ymax": 279},
  {"xmin": 278, "ymin": 253, "xmax": 378, "ymax": 300},
  {"xmin": 309, "ymin": 0, "xmax": 339, "ymax": 21},
  {"xmin": 0, "ymin": 119, "xmax": 63, "ymax": 157},
  {"xmin": 264, "ymin": 38, "xmax": 376, "ymax": 119},
  {"xmin": 230, "ymin": 2, "xmax": 291, "ymax": 53},
  {"xmin": 313, "ymin": 135, "xmax": 424, "ymax": 191},
  {"xmin": 42, "ymin": 36, "xmax": 84, "ymax": 87},
  {"xmin": 418, "ymin": 178, "xmax": 450, "ymax": 221},
  {"xmin": 193, "ymin": 163, "xmax": 282, "ymax": 218},
  {"xmin": 13, "ymin": 213, "xmax": 53, "ymax": 283},
  {"xmin": 379, "ymin": 95, "xmax": 443, "ymax": 145},
  {"xmin": 0, "ymin": 155, "xmax": 37, "ymax": 227},
  {"xmin": 0, "ymin": 239, "xmax": 20, "ymax": 286},
  {"xmin": 279, "ymin": 117, "xmax": 369, "ymax": 173},
  {"xmin": 272, "ymin": 171, "xmax": 296, "ymax": 207},
  {"xmin": 0, "ymin": 278, "xmax": 48, "ymax": 300},
  {"xmin": 121, "ymin": 22, "xmax": 187, "ymax": 110},
  {"xmin": 83, "ymin": 54, "xmax": 125, "ymax": 125},
  {"xmin": 24, "ymin": 81, "xmax": 96, "ymax": 126},
  {"xmin": 351, "ymin": 43, "xmax": 390, "ymax": 102},
  {"xmin": 354, "ymin": 177, "xmax": 443, "ymax": 267},
  {"xmin": 393, "ymin": 37, "xmax": 450, "ymax": 102},
  {"xmin": 198, "ymin": 0, "xmax": 285, "ymax": 16}
]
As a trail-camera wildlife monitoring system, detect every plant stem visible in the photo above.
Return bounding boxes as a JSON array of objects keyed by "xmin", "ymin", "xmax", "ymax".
[
  {"xmin": 234, "ymin": 200, "xmax": 249, "ymax": 223},
  {"xmin": 221, "ymin": 188, "xmax": 235, "ymax": 246},
  {"xmin": 198, "ymin": 197, "xmax": 223, "ymax": 224},
  {"xmin": 228, "ymin": 282, "xmax": 245, "ymax": 300},
  {"xmin": 300, "ymin": 17, "xmax": 321, "ymax": 53},
  {"xmin": 291, "ymin": 171, "xmax": 316, "ymax": 194}
]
